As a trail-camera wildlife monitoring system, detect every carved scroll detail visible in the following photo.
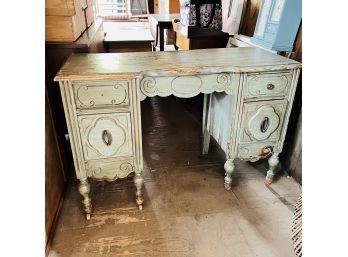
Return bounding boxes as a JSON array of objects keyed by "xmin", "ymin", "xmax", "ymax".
[
  {"xmin": 75, "ymin": 84, "xmax": 129, "ymax": 108},
  {"xmin": 216, "ymin": 73, "xmax": 231, "ymax": 90},
  {"xmin": 119, "ymin": 162, "xmax": 134, "ymax": 177},
  {"xmin": 89, "ymin": 161, "xmax": 134, "ymax": 181},
  {"xmin": 140, "ymin": 77, "xmax": 157, "ymax": 96}
]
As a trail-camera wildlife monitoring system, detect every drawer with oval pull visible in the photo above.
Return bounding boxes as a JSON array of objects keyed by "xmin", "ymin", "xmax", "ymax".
[
  {"xmin": 77, "ymin": 113, "xmax": 133, "ymax": 160},
  {"xmin": 85, "ymin": 157, "xmax": 135, "ymax": 181},
  {"xmin": 244, "ymin": 71, "xmax": 293, "ymax": 99},
  {"xmin": 239, "ymin": 99, "xmax": 287, "ymax": 144},
  {"xmin": 72, "ymin": 80, "xmax": 130, "ymax": 109}
]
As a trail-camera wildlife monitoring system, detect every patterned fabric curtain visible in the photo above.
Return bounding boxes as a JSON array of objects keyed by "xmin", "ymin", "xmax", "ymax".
[
  {"xmin": 180, "ymin": 0, "xmax": 223, "ymax": 30},
  {"xmin": 189, "ymin": 4, "xmax": 223, "ymax": 30},
  {"xmin": 179, "ymin": 0, "xmax": 245, "ymax": 32}
]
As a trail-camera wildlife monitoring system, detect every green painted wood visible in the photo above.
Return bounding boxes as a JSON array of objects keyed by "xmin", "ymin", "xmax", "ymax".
[{"xmin": 55, "ymin": 48, "xmax": 301, "ymax": 218}]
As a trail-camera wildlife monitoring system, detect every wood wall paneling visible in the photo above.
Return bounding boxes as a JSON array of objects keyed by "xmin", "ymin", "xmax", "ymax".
[
  {"xmin": 45, "ymin": 20, "xmax": 105, "ymax": 181},
  {"xmin": 45, "ymin": 21, "xmax": 106, "ymax": 251},
  {"xmin": 45, "ymin": 89, "xmax": 66, "ymax": 252},
  {"xmin": 239, "ymin": 0, "xmax": 261, "ymax": 37},
  {"xmin": 169, "ymin": 0, "xmax": 180, "ymax": 13}
]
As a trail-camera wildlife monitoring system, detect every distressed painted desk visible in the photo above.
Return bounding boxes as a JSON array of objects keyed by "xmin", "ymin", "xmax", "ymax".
[{"xmin": 54, "ymin": 48, "xmax": 301, "ymax": 219}]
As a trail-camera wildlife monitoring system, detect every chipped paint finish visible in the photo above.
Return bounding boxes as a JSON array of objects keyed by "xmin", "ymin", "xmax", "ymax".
[
  {"xmin": 81, "ymin": 236, "xmax": 193, "ymax": 256},
  {"xmin": 54, "ymin": 48, "xmax": 301, "ymax": 82},
  {"xmin": 86, "ymin": 211, "xmax": 146, "ymax": 228},
  {"xmin": 55, "ymin": 48, "xmax": 301, "ymax": 218}
]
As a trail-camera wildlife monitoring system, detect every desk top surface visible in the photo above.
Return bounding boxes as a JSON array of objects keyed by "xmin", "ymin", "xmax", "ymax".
[{"xmin": 54, "ymin": 47, "xmax": 301, "ymax": 81}]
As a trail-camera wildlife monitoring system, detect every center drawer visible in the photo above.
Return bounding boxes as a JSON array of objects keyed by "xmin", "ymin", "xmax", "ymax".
[
  {"xmin": 78, "ymin": 112, "xmax": 133, "ymax": 160},
  {"xmin": 244, "ymin": 70, "xmax": 293, "ymax": 99},
  {"xmin": 72, "ymin": 80, "xmax": 130, "ymax": 110}
]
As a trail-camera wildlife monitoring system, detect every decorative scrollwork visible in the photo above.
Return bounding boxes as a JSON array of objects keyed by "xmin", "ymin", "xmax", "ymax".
[
  {"xmin": 216, "ymin": 73, "xmax": 231, "ymax": 89},
  {"xmin": 238, "ymin": 147, "xmax": 260, "ymax": 162},
  {"xmin": 119, "ymin": 162, "xmax": 134, "ymax": 176},
  {"xmin": 140, "ymin": 77, "xmax": 157, "ymax": 95},
  {"xmin": 76, "ymin": 84, "xmax": 128, "ymax": 108},
  {"xmin": 80, "ymin": 86, "xmax": 95, "ymax": 107},
  {"xmin": 89, "ymin": 162, "xmax": 134, "ymax": 181},
  {"xmin": 91, "ymin": 167, "xmax": 102, "ymax": 175}
]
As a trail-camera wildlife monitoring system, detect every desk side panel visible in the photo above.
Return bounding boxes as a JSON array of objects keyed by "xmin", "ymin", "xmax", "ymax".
[{"xmin": 209, "ymin": 92, "xmax": 235, "ymax": 154}]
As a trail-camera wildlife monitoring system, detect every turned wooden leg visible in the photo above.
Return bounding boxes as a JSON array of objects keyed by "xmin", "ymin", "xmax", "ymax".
[
  {"xmin": 266, "ymin": 153, "xmax": 280, "ymax": 185},
  {"xmin": 78, "ymin": 178, "xmax": 92, "ymax": 220},
  {"xmin": 134, "ymin": 173, "xmax": 144, "ymax": 210},
  {"xmin": 224, "ymin": 159, "xmax": 235, "ymax": 190}
]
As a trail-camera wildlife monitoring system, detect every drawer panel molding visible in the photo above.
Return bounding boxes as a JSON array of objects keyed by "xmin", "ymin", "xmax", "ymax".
[
  {"xmin": 240, "ymin": 100, "xmax": 287, "ymax": 143},
  {"xmin": 140, "ymin": 73, "xmax": 239, "ymax": 98},
  {"xmin": 238, "ymin": 142, "xmax": 276, "ymax": 162},
  {"xmin": 73, "ymin": 81, "xmax": 129, "ymax": 109},
  {"xmin": 78, "ymin": 113, "xmax": 133, "ymax": 160},
  {"xmin": 244, "ymin": 71, "xmax": 292, "ymax": 99},
  {"xmin": 86, "ymin": 158, "xmax": 134, "ymax": 181}
]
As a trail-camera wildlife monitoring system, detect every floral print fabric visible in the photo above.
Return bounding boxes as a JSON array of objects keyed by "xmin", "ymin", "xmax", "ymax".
[{"xmin": 180, "ymin": 1, "xmax": 223, "ymax": 30}]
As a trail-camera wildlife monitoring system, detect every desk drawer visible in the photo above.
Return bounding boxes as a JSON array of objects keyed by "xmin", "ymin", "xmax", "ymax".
[
  {"xmin": 85, "ymin": 157, "xmax": 134, "ymax": 181},
  {"xmin": 78, "ymin": 113, "xmax": 133, "ymax": 160},
  {"xmin": 73, "ymin": 81, "xmax": 130, "ymax": 109},
  {"xmin": 238, "ymin": 142, "xmax": 276, "ymax": 162},
  {"xmin": 244, "ymin": 71, "xmax": 292, "ymax": 99},
  {"xmin": 239, "ymin": 100, "xmax": 287, "ymax": 143}
]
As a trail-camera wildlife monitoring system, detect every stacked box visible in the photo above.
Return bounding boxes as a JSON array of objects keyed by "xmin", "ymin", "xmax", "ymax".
[
  {"xmin": 84, "ymin": 0, "xmax": 95, "ymax": 28},
  {"xmin": 45, "ymin": 0, "xmax": 88, "ymax": 42}
]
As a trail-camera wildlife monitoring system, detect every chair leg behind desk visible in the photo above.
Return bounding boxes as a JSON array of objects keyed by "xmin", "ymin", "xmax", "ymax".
[{"xmin": 159, "ymin": 26, "xmax": 164, "ymax": 51}]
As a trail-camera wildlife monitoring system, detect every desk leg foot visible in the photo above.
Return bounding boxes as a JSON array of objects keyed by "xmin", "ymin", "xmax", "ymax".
[
  {"xmin": 265, "ymin": 174, "xmax": 274, "ymax": 185},
  {"xmin": 78, "ymin": 178, "xmax": 92, "ymax": 219},
  {"xmin": 265, "ymin": 153, "xmax": 279, "ymax": 185},
  {"xmin": 134, "ymin": 173, "xmax": 144, "ymax": 210},
  {"xmin": 224, "ymin": 159, "xmax": 235, "ymax": 190}
]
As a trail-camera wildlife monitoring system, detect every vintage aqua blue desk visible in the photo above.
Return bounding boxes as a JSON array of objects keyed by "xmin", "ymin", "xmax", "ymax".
[{"xmin": 54, "ymin": 47, "xmax": 301, "ymax": 219}]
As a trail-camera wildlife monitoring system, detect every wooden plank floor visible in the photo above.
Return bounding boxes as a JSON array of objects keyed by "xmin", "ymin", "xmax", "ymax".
[{"xmin": 49, "ymin": 96, "xmax": 301, "ymax": 257}]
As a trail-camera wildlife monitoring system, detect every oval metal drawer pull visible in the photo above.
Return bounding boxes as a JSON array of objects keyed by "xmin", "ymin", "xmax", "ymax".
[
  {"xmin": 260, "ymin": 117, "xmax": 270, "ymax": 133},
  {"xmin": 102, "ymin": 130, "xmax": 112, "ymax": 146},
  {"xmin": 267, "ymin": 83, "xmax": 275, "ymax": 90}
]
